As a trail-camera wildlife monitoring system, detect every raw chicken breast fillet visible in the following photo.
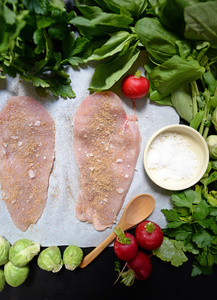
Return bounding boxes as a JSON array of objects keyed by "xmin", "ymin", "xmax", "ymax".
[
  {"xmin": 0, "ymin": 96, "xmax": 55, "ymax": 231},
  {"xmin": 73, "ymin": 91, "xmax": 141, "ymax": 231}
]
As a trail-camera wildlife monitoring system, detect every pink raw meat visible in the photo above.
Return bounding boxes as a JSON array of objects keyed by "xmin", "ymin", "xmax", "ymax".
[
  {"xmin": 73, "ymin": 91, "xmax": 141, "ymax": 231},
  {"xmin": 0, "ymin": 96, "xmax": 55, "ymax": 231}
]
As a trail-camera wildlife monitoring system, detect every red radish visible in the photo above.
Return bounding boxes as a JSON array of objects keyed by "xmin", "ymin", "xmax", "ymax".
[
  {"xmin": 116, "ymin": 251, "xmax": 152, "ymax": 286},
  {"xmin": 113, "ymin": 227, "xmax": 138, "ymax": 261},
  {"xmin": 135, "ymin": 220, "xmax": 163, "ymax": 251},
  {"xmin": 121, "ymin": 70, "xmax": 150, "ymax": 101}
]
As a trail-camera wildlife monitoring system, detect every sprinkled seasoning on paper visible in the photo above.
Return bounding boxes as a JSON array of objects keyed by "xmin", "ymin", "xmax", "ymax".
[{"xmin": 147, "ymin": 132, "xmax": 198, "ymax": 181}]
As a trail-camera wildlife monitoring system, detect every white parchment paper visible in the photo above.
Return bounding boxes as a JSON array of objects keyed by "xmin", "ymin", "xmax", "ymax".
[{"xmin": 0, "ymin": 51, "xmax": 179, "ymax": 247}]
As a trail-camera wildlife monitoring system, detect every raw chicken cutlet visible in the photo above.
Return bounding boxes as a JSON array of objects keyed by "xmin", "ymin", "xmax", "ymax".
[
  {"xmin": 0, "ymin": 96, "xmax": 55, "ymax": 231},
  {"xmin": 73, "ymin": 91, "xmax": 141, "ymax": 231}
]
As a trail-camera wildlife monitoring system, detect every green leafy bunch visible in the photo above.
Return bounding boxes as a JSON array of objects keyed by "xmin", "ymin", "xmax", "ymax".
[
  {"xmin": 135, "ymin": 0, "xmax": 217, "ymax": 139},
  {"xmin": 0, "ymin": 0, "xmax": 88, "ymax": 98},
  {"xmin": 159, "ymin": 166, "xmax": 217, "ymax": 276},
  {"xmin": 71, "ymin": 0, "xmax": 154, "ymax": 91}
]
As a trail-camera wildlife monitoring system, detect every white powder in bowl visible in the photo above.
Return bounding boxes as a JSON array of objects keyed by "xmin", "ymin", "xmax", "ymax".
[{"xmin": 147, "ymin": 132, "xmax": 197, "ymax": 181}]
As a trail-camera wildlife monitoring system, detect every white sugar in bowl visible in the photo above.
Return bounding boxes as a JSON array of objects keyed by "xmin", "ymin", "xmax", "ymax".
[{"xmin": 143, "ymin": 124, "xmax": 209, "ymax": 191}]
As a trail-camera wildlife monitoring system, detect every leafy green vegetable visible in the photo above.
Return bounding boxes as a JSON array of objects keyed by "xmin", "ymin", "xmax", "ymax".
[
  {"xmin": 149, "ymin": 55, "xmax": 205, "ymax": 95},
  {"xmin": 157, "ymin": 0, "xmax": 199, "ymax": 37},
  {"xmin": 93, "ymin": 0, "xmax": 148, "ymax": 17},
  {"xmin": 152, "ymin": 237, "xmax": 188, "ymax": 267},
  {"xmin": 71, "ymin": 0, "xmax": 149, "ymax": 91},
  {"xmin": 171, "ymin": 85, "xmax": 193, "ymax": 123},
  {"xmin": 135, "ymin": 17, "xmax": 179, "ymax": 64},
  {"xmin": 0, "ymin": 0, "xmax": 88, "ymax": 98},
  {"xmin": 162, "ymin": 180, "xmax": 217, "ymax": 276},
  {"xmin": 184, "ymin": 1, "xmax": 217, "ymax": 49},
  {"xmin": 89, "ymin": 44, "xmax": 140, "ymax": 91},
  {"xmin": 71, "ymin": 11, "xmax": 133, "ymax": 38}
]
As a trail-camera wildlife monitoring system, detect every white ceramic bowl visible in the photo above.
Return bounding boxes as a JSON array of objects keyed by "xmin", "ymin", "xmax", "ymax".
[{"xmin": 143, "ymin": 124, "xmax": 209, "ymax": 190}]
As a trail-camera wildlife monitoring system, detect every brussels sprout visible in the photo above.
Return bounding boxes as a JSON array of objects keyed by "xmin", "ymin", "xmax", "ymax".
[
  {"xmin": 0, "ymin": 269, "xmax": 6, "ymax": 292},
  {"xmin": 4, "ymin": 261, "xmax": 29, "ymax": 288},
  {"xmin": 0, "ymin": 236, "xmax": 10, "ymax": 266},
  {"xmin": 37, "ymin": 246, "xmax": 63, "ymax": 273},
  {"xmin": 63, "ymin": 245, "xmax": 83, "ymax": 271},
  {"xmin": 206, "ymin": 135, "xmax": 217, "ymax": 159},
  {"xmin": 9, "ymin": 239, "xmax": 40, "ymax": 267}
]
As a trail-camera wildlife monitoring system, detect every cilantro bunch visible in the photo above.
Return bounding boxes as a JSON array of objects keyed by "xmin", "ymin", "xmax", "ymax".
[{"xmin": 0, "ymin": 0, "xmax": 88, "ymax": 98}]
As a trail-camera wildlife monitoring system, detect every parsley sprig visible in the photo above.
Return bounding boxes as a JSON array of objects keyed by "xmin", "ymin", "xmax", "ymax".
[
  {"xmin": 0, "ymin": 0, "xmax": 88, "ymax": 98},
  {"xmin": 156, "ymin": 162, "xmax": 217, "ymax": 276}
]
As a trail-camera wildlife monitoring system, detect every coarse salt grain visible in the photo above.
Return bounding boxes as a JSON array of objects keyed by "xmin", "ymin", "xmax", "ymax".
[
  {"xmin": 28, "ymin": 170, "xmax": 36, "ymax": 179},
  {"xmin": 147, "ymin": 132, "xmax": 197, "ymax": 181}
]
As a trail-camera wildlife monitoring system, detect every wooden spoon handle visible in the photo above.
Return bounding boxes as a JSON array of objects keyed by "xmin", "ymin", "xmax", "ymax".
[{"xmin": 79, "ymin": 231, "xmax": 116, "ymax": 268}]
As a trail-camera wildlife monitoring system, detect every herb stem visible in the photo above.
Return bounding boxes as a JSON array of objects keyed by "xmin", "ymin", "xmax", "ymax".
[{"xmin": 191, "ymin": 81, "xmax": 199, "ymax": 117}]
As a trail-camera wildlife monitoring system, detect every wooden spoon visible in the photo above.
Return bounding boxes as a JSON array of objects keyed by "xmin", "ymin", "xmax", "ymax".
[{"xmin": 79, "ymin": 193, "xmax": 155, "ymax": 268}]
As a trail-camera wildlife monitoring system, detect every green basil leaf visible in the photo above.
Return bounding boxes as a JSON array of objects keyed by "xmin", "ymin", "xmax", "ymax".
[
  {"xmin": 89, "ymin": 44, "xmax": 140, "ymax": 91},
  {"xmin": 149, "ymin": 55, "xmax": 205, "ymax": 94},
  {"xmin": 184, "ymin": 1, "xmax": 217, "ymax": 49}
]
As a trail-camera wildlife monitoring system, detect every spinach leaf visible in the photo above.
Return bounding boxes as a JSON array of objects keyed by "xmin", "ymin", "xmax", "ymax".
[
  {"xmin": 135, "ymin": 17, "xmax": 179, "ymax": 64},
  {"xmin": 149, "ymin": 55, "xmax": 205, "ymax": 94},
  {"xmin": 73, "ymin": 3, "xmax": 103, "ymax": 16},
  {"xmin": 171, "ymin": 85, "xmax": 193, "ymax": 123},
  {"xmin": 93, "ymin": 0, "xmax": 148, "ymax": 17},
  {"xmin": 184, "ymin": 1, "xmax": 217, "ymax": 49},
  {"xmin": 84, "ymin": 31, "xmax": 137, "ymax": 62},
  {"xmin": 71, "ymin": 11, "xmax": 133, "ymax": 38},
  {"xmin": 89, "ymin": 44, "xmax": 140, "ymax": 91},
  {"xmin": 158, "ymin": 0, "xmax": 199, "ymax": 37},
  {"xmin": 203, "ymin": 71, "xmax": 217, "ymax": 96}
]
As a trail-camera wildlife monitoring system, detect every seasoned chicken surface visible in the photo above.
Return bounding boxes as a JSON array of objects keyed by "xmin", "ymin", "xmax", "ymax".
[{"xmin": 73, "ymin": 92, "xmax": 141, "ymax": 231}]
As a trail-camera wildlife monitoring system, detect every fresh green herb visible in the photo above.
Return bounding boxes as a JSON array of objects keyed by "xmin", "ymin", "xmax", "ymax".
[
  {"xmin": 160, "ymin": 177, "xmax": 217, "ymax": 276},
  {"xmin": 0, "ymin": 0, "xmax": 88, "ymax": 98},
  {"xmin": 152, "ymin": 237, "xmax": 188, "ymax": 267},
  {"xmin": 135, "ymin": 1, "xmax": 217, "ymax": 139},
  {"xmin": 71, "ymin": 0, "xmax": 148, "ymax": 91}
]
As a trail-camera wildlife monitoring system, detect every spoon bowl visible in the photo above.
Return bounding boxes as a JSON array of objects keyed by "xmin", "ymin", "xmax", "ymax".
[{"xmin": 79, "ymin": 193, "xmax": 155, "ymax": 268}]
